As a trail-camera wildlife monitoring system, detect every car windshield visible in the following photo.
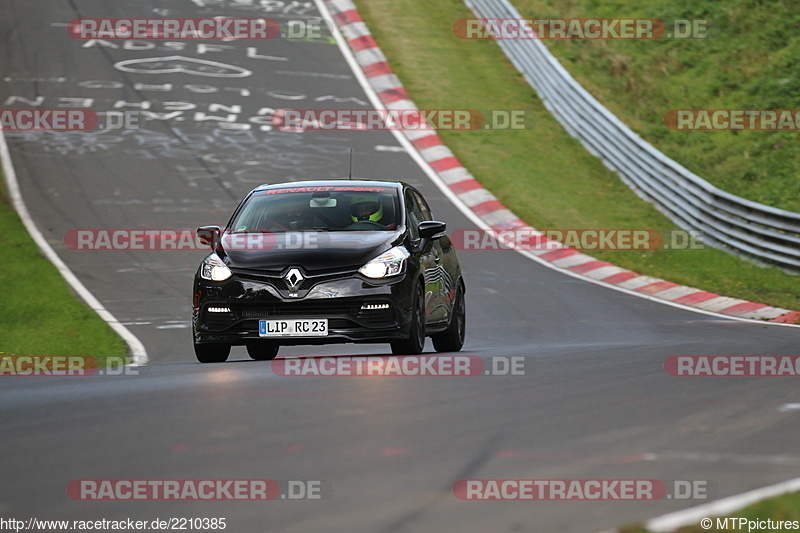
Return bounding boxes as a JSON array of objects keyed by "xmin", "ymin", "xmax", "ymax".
[{"xmin": 229, "ymin": 186, "xmax": 400, "ymax": 232}]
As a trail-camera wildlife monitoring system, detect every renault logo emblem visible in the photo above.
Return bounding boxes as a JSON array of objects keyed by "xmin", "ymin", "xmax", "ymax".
[{"xmin": 284, "ymin": 268, "xmax": 304, "ymax": 290}]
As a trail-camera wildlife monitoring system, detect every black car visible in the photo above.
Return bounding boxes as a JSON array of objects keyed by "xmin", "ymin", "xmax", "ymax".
[{"xmin": 192, "ymin": 180, "xmax": 466, "ymax": 363}]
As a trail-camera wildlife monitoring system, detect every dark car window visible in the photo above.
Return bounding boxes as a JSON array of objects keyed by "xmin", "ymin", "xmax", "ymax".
[
  {"xmin": 230, "ymin": 187, "xmax": 400, "ymax": 232},
  {"xmin": 405, "ymin": 190, "xmax": 426, "ymax": 241},
  {"xmin": 413, "ymin": 190, "xmax": 433, "ymax": 221}
]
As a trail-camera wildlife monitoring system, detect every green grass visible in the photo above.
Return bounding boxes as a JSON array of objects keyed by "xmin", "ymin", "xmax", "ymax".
[
  {"xmin": 0, "ymin": 176, "xmax": 129, "ymax": 365},
  {"xmin": 354, "ymin": 0, "xmax": 800, "ymax": 315},
  {"xmin": 515, "ymin": 0, "xmax": 800, "ymax": 212},
  {"xmin": 620, "ymin": 490, "xmax": 800, "ymax": 532}
]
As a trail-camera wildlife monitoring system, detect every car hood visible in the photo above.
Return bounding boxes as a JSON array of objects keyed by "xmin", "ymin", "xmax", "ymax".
[{"xmin": 221, "ymin": 230, "xmax": 403, "ymax": 272}]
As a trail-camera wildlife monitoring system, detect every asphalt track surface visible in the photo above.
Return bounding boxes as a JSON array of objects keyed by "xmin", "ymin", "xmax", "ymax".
[{"xmin": 3, "ymin": 1, "xmax": 800, "ymax": 532}]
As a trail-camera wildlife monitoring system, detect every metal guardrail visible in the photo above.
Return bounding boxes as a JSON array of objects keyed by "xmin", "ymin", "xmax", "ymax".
[{"xmin": 464, "ymin": 0, "xmax": 800, "ymax": 271}]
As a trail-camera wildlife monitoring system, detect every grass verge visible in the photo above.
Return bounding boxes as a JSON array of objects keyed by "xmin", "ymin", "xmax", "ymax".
[
  {"xmin": 354, "ymin": 0, "xmax": 800, "ymax": 314},
  {"xmin": 620, "ymin": 490, "xmax": 800, "ymax": 532},
  {"xmin": 0, "ymin": 174, "xmax": 129, "ymax": 366},
  {"xmin": 515, "ymin": 0, "xmax": 800, "ymax": 213}
]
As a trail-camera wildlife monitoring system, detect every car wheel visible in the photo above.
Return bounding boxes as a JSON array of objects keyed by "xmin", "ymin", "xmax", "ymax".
[
  {"xmin": 194, "ymin": 343, "xmax": 230, "ymax": 363},
  {"xmin": 247, "ymin": 341, "xmax": 280, "ymax": 361},
  {"xmin": 432, "ymin": 283, "xmax": 465, "ymax": 353},
  {"xmin": 390, "ymin": 283, "xmax": 426, "ymax": 355}
]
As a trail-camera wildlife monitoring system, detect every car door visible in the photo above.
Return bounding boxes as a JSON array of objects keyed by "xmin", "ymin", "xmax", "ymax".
[
  {"xmin": 426, "ymin": 212, "xmax": 460, "ymax": 326},
  {"xmin": 407, "ymin": 189, "xmax": 449, "ymax": 324}
]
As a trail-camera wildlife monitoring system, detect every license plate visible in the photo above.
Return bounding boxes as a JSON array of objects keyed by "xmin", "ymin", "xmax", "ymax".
[{"xmin": 259, "ymin": 319, "xmax": 328, "ymax": 337}]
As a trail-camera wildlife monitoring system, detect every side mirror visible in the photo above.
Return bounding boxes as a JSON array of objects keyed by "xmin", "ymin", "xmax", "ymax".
[
  {"xmin": 419, "ymin": 220, "xmax": 446, "ymax": 240},
  {"xmin": 197, "ymin": 226, "xmax": 221, "ymax": 249}
]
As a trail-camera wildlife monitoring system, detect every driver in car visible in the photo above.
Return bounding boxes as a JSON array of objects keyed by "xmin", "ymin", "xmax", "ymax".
[
  {"xmin": 259, "ymin": 201, "xmax": 307, "ymax": 231},
  {"xmin": 349, "ymin": 196, "xmax": 391, "ymax": 228}
]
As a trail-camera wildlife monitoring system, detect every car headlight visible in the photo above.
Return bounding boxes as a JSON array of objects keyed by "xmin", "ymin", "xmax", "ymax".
[
  {"xmin": 359, "ymin": 246, "xmax": 410, "ymax": 279},
  {"xmin": 199, "ymin": 253, "xmax": 232, "ymax": 282}
]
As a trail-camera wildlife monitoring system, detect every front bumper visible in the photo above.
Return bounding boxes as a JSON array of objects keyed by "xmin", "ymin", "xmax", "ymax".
[{"xmin": 193, "ymin": 270, "xmax": 415, "ymax": 346}]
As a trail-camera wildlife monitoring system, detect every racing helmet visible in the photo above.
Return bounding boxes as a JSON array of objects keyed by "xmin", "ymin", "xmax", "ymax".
[{"xmin": 350, "ymin": 195, "xmax": 383, "ymax": 223}]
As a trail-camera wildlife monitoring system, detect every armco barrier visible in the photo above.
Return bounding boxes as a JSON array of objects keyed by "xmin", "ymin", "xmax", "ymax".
[{"xmin": 464, "ymin": 0, "xmax": 800, "ymax": 271}]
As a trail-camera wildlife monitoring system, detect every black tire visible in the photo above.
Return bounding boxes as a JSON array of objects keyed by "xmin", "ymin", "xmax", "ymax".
[
  {"xmin": 246, "ymin": 341, "xmax": 280, "ymax": 361},
  {"xmin": 194, "ymin": 343, "xmax": 230, "ymax": 363},
  {"xmin": 432, "ymin": 283, "xmax": 466, "ymax": 353},
  {"xmin": 390, "ymin": 283, "xmax": 426, "ymax": 355}
]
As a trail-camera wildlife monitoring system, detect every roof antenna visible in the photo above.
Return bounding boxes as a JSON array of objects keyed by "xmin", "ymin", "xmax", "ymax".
[{"xmin": 348, "ymin": 148, "xmax": 353, "ymax": 180}]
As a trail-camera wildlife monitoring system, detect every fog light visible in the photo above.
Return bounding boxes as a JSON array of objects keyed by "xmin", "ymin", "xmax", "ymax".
[
  {"xmin": 361, "ymin": 303, "xmax": 389, "ymax": 310},
  {"xmin": 207, "ymin": 306, "xmax": 231, "ymax": 313}
]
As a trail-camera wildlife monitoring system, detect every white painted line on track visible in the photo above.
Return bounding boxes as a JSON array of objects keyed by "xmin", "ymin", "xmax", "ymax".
[
  {"xmin": 0, "ymin": 130, "xmax": 148, "ymax": 366},
  {"xmin": 646, "ymin": 476, "xmax": 800, "ymax": 532}
]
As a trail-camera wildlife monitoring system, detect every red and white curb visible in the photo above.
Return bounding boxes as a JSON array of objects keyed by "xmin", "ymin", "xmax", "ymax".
[{"xmin": 322, "ymin": 0, "xmax": 799, "ymax": 326}]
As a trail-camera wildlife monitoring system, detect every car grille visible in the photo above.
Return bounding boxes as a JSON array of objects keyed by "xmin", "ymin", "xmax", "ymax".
[
  {"xmin": 235, "ymin": 301, "xmax": 357, "ymax": 318},
  {"xmin": 231, "ymin": 269, "xmax": 354, "ymax": 291},
  {"xmin": 201, "ymin": 300, "xmax": 395, "ymax": 331}
]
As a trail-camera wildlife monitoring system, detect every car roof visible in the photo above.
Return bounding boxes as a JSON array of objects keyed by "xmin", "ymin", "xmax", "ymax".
[{"xmin": 252, "ymin": 179, "xmax": 406, "ymax": 193}]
